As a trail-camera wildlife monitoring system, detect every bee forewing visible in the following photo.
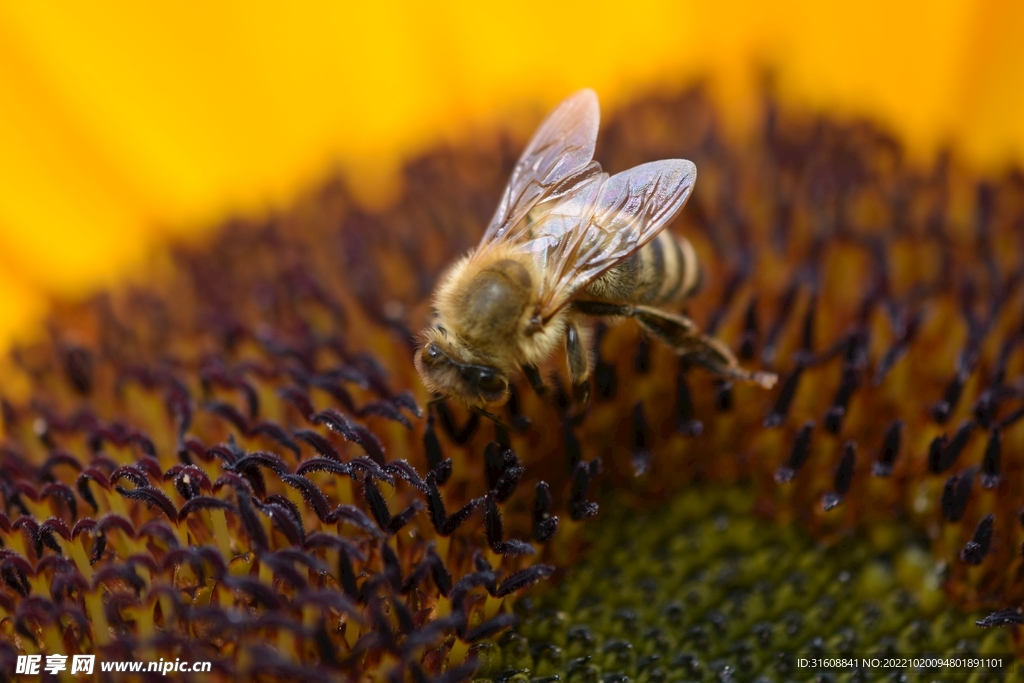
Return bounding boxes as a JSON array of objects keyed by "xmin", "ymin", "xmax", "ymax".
[
  {"xmin": 523, "ymin": 173, "xmax": 606, "ymax": 275},
  {"xmin": 592, "ymin": 159, "xmax": 696, "ymax": 243},
  {"xmin": 482, "ymin": 89, "xmax": 601, "ymax": 245},
  {"xmin": 540, "ymin": 159, "xmax": 697, "ymax": 315}
]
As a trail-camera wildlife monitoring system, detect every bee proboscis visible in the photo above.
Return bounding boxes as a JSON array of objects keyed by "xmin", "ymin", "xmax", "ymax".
[{"xmin": 415, "ymin": 89, "xmax": 776, "ymax": 417}]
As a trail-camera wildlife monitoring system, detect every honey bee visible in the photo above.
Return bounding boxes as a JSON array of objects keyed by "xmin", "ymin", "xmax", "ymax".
[{"xmin": 415, "ymin": 90, "xmax": 776, "ymax": 416}]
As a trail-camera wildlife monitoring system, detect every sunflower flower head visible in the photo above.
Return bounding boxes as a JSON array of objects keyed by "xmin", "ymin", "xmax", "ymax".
[{"xmin": 0, "ymin": 84, "xmax": 1023, "ymax": 682}]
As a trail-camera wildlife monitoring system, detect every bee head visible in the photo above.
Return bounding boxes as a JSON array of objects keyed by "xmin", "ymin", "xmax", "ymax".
[{"xmin": 415, "ymin": 325, "xmax": 509, "ymax": 405}]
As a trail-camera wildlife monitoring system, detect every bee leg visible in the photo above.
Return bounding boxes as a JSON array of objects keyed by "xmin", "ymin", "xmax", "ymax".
[
  {"xmin": 522, "ymin": 364, "xmax": 549, "ymax": 396},
  {"xmin": 636, "ymin": 309, "xmax": 777, "ymax": 389},
  {"xmin": 668, "ymin": 329, "xmax": 778, "ymax": 389},
  {"xmin": 572, "ymin": 301, "xmax": 777, "ymax": 389},
  {"xmin": 571, "ymin": 301, "xmax": 696, "ymax": 335},
  {"xmin": 565, "ymin": 321, "xmax": 592, "ymax": 413}
]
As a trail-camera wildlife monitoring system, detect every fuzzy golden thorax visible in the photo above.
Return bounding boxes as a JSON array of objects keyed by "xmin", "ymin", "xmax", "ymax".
[{"xmin": 415, "ymin": 244, "xmax": 568, "ymax": 406}]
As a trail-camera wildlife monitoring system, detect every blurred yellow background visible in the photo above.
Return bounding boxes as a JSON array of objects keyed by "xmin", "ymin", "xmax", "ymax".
[{"xmin": 1, "ymin": 0, "xmax": 1023, "ymax": 349}]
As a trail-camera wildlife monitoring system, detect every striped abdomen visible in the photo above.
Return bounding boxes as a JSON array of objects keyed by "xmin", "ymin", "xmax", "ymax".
[{"xmin": 582, "ymin": 230, "xmax": 701, "ymax": 306}]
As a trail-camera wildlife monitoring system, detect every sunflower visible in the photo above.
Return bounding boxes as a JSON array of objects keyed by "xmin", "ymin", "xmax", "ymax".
[{"xmin": 2, "ymin": 5, "xmax": 1024, "ymax": 683}]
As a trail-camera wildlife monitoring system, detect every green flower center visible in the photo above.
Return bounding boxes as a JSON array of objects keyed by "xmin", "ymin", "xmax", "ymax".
[{"xmin": 474, "ymin": 487, "xmax": 1012, "ymax": 683}]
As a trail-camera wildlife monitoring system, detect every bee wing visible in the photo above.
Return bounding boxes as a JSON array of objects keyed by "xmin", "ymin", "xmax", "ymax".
[
  {"xmin": 533, "ymin": 159, "xmax": 697, "ymax": 317},
  {"xmin": 480, "ymin": 89, "xmax": 601, "ymax": 246}
]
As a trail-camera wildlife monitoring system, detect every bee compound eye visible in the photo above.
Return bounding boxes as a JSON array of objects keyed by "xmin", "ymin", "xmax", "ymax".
[{"xmin": 475, "ymin": 368, "xmax": 506, "ymax": 394}]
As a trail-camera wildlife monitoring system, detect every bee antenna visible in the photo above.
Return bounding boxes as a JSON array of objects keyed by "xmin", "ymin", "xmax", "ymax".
[{"xmin": 472, "ymin": 406, "xmax": 526, "ymax": 434}]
